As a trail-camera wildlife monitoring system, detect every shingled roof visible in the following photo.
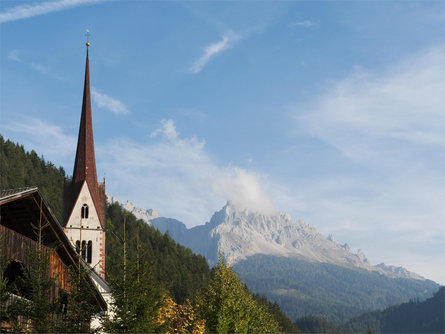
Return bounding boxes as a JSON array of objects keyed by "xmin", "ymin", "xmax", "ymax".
[{"xmin": 0, "ymin": 187, "xmax": 37, "ymax": 201}]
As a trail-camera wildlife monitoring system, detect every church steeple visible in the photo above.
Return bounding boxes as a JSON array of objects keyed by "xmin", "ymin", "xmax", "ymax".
[
  {"xmin": 72, "ymin": 46, "xmax": 98, "ymax": 191},
  {"xmin": 69, "ymin": 44, "xmax": 105, "ymax": 229},
  {"xmin": 63, "ymin": 41, "xmax": 107, "ymax": 279}
]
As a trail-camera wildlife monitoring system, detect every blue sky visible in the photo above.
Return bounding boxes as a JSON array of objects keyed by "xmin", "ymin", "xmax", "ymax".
[{"xmin": 1, "ymin": 0, "xmax": 444, "ymax": 284}]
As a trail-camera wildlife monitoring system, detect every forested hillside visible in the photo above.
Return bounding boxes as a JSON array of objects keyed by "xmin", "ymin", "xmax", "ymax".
[
  {"xmin": 295, "ymin": 316, "xmax": 351, "ymax": 334},
  {"xmin": 1, "ymin": 137, "xmax": 297, "ymax": 333},
  {"xmin": 345, "ymin": 287, "xmax": 444, "ymax": 333},
  {"xmin": 234, "ymin": 254, "xmax": 439, "ymax": 324},
  {"xmin": 106, "ymin": 202, "xmax": 212, "ymax": 303},
  {"xmin": 0, "ymin": 136, "xmax": 210, "ymax": 301},
  {"xmin": 106, "ymin": 202, "xmax": 299, "ymax": 331},
  {"xmin": 0, "ymin": 136, "xmax": 66, "ymax": 221}
]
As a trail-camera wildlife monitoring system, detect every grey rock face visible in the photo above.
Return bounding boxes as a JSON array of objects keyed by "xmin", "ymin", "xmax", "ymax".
[
  {"xmin": 106, "ymin": 194, "xmax": 159, "ymax": 224},
  {"xmin": 375, "ymin": 263, "xmax": 425, "ymax": 280},
  {"xmin": 107, "ymin": 195, "xmax": 424, "ymax": 281},
  {"xmin": 151, "ymin": 202, "xmax": 425, "ymax": 280}
]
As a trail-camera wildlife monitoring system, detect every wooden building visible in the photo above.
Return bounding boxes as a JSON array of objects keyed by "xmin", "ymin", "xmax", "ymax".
[{"xmin": 0, "ymin": 187, "xmax": 107, "ymax": 328}]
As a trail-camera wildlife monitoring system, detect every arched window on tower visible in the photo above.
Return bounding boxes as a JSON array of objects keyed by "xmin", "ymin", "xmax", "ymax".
[
  {"xmin": 81, "ymin": 204, "xmax": 89, "ymax": 219},
  {"xmin": 81, "ymin": 240, "xmax": 86, "ymax": 260},
  {"xmin": 76, "ymin": 240, "xmax": 81, "ymax": 254},
  {"xmin": 87, "ymin": 241, "xmax": 92, "ymax": 264}
]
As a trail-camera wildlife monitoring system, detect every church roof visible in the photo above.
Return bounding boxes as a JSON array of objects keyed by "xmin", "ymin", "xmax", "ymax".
[
  {"xmin": 66, "ymin": 46, "xmax": 105, "ymax": 228},
  {"xmin": 73, "ymin": 47, "xmax": 98, "ymax": 189}
]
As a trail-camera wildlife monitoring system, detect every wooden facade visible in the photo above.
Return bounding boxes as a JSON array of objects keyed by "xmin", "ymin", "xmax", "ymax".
[
  {"xmin": 0, "ymin": 188, "xmax": 106, "ymax": 309},
  {"xmin": 1, "ymin": 224, "xmax": 72, "ymax": 300}
]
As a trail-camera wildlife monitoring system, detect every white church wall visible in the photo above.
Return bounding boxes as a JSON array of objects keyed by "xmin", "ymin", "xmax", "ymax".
[{"xmin": 64, "ymin": 180, "xmax": 105, "ymax": 276}]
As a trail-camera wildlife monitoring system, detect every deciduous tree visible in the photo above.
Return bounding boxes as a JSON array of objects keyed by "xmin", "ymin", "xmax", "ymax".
[{"xmin": 155, "ymin": 296, "xmax": 205, "ymax": 334}]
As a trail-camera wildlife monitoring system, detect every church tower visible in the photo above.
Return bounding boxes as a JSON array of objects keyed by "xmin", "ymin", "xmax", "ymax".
[{"xmin": 63, "ymin": 43, "xmax": 106, "ymax": 279}]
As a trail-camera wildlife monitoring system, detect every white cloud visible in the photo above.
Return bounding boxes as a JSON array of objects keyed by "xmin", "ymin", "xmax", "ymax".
[
  {"xmin": 289, "ymin": 46, "xmax": 445, "ymax": 284},
  {"xmin": 211, "ymin": 167, "xmax": 276, "ymax": 215},
  {"xmin": 31, "ymin": 64, "xmax": 48, "ymax": 73},
  {"xmin": 7, "ymin": 50, "xmax": 21, "ymax": 62},
  {"xmin": 150, "ymin": 119, "xmax": 178, "ymax": 141},
  {"xmin": 0, "ymin": 0, "xmax": 103, "ymax": 23},
  {"xmin": 91, "ymin": 88, "xmax": 129, "ymax": 115},
  {"xmin": 296, "ymin": 46, "xmax": 445, "ymax": 168},
  {"xmin": 7, "ymin": 49, "xmax": 49, "ymax": 74},
  {"xmin": 190, "ymin": 32, "xmax": 240, "ymax": 74},
  {"xmin": 290, "ymin": 19, "xmax": 319, "ymax": 28},
  {"xmin": 100, "ymin": 119, "xmax": 275, "ymax": 226},
  {"xmin": 2, "ymin": 118, "xmax": 76, "ymax": 163}
]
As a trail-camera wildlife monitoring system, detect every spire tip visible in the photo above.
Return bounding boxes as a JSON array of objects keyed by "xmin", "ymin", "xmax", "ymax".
[{"xmin": 85, "ymin": 29, "xmax": 91, "ymax": 47}]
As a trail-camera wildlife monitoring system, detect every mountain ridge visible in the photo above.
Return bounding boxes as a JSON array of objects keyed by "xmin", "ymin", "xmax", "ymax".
[
  {"xmin": 107, "ymin": 194, "xmax": 159, "ymax": 222},
  {"xmin": 107, "ymin": 195, "xmax": 439, "ymax": 323},
  {"xmin": 113, "ymin": 196, "xmax": 425, "ymax": 281}
]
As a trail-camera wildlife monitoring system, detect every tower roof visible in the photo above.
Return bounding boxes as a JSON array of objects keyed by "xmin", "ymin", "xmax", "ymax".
[
  {"xmin": 73, "ymin": 47, "xmax": 97, "ymax": 187},
  {"xmin": 67, "ymin": 45, "xmax": 105, "ymax": 228}
]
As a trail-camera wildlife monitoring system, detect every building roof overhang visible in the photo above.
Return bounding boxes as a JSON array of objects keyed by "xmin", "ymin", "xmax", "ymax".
[{"xmin": 0, "ymin": 187, "xmax": 107, "ymax": 310}]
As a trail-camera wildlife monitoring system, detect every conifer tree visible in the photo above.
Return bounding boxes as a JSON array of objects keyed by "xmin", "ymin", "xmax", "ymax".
[
  {"xmin": 102, "ymin": 217, "xmax": 162, "ymax": 333},
  {"xmin": 56, "ymin": 267, "xmax": 99, "ymax": 333}
]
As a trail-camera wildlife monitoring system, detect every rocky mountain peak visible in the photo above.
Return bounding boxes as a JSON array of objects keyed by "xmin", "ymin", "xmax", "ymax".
[
  {"xmin": 108, "ymin": 195, "xmax": 425, "ymax": 281},
  {"xmin": 106, "ymin": 194, "xmax": 159, "ymax": 223},
  {"xmin": 356, "ymin": 249, "xmax": 369, "ymax": 264},
  {"xmin": 327, "ymin": 234, "xmax": 336, "ymax": 243},
  {"xmin": 376, "ymin": 263, "xmax": 425, "ymax": 280}
]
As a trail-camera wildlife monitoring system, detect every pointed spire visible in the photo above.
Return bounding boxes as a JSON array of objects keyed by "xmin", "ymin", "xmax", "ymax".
[
  {"xmin": 69, "ymin": 42, "xmax": 106, "ymax": 229},
  {"xmin": 72, "ymin": 44, "xmax": 98, "ymax": 187}
]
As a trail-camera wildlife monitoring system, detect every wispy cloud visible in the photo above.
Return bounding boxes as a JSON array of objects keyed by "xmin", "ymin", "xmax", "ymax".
[
  {"xmin": 289, "ymin": 46, "xmax": 445, "ymax": 283},
  {"xmin": 8, "ymin": 49, "xmax": 49, "ymax": 74},
  {"xmin": 174, "ymin": 107, "xmax": 208, "ymax": 121},
  {"xmin": 290, "ymin": 19, "xmax": 319, "ymax": 28},
  {"xmin": 2, "ymin": 118, "xmax": 76, "ymax": 164},
  {"xmin": 189, "ymin": 32, "xmax": 240, "ymax": 74},
  {"xmin": 91, "ymin": 88, "xmax": 129, "ymax": 115},
  {"xmin": 296, "ymin": 46, "xmax": 445, "ymax": 167},
  {"xmin": 0, "ymin": 0, "xmax": 103, "ymax": 24},
  {"xmin": 7, "ymin": 50, "xmax": 20, "ymax": 62},
  {"xmin": 150, "ymin": 119, "xmax": 178, "ymax": 141},
  {"xmin": 211, "ymin": 167, "xmax": 275, "ymax": 215},
  {"xmin": 100, "ymin": 119, "xmax": 275, "ymax": 226}
]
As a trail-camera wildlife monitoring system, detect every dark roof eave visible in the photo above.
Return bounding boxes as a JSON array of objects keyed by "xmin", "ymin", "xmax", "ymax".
[{"xmin": 0, "ymin": 187, "xmax": 107, "ymax": 310}]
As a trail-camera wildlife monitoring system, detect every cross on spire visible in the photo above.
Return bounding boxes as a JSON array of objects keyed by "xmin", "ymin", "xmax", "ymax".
[{"xmin": 86, "ymin": 29, "xmax": 91, "ymax": 47}]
